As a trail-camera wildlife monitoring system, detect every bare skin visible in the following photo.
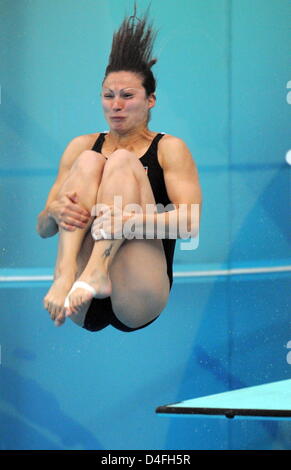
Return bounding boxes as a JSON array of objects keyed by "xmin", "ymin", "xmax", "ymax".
[
  {"xmin": 44, "ymin": 144, "xmax": 168, "ymax": 328},
  {"xmin": 38, "ymin": 71, "xmax": 202, "ymax": 329}
]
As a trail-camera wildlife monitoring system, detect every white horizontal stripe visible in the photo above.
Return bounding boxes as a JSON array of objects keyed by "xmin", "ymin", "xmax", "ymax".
[
  {"xmin": 174, "ymin": 265, "xmax": 291, "ymax": 277},
  {"xmin": 0, "ymin": 265, "xmax": 290, "ymax": 283},
  {"xmin": 0, "ymin": 275, "xmax": 53, "ymax": 282}
]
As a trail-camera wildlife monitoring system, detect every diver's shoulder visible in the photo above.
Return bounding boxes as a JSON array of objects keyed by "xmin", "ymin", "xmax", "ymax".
[
  {"xmin": 70, "ymin": 132, "xmax": 101, "ymax": 150},
  {"xmin": 159, "ymin": 133, "xmax": 189, "ymax": 151}
]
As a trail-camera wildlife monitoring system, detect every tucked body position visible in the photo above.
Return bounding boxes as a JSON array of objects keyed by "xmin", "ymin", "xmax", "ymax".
[{"xmin": 37, "ymin": 10, "xmax": 202, "ymax": 333}]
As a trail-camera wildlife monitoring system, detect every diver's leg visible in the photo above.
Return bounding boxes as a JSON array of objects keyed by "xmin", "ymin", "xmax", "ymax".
[
  {"xmin": 66, "ymin": 149, "xmax": 169, "ymax": 330},
  {"xmin": 65, "ymin": 149, "xmax": 139, "ymax": 317},
  {"xmin": 44, "ymin": 150, "xmax": 106, "ymax": 324}
]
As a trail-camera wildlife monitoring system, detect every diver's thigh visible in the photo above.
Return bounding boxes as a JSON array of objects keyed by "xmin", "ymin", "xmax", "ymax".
[{"xmin": 108, "ymin": 239, "xmax": 170, "ymax": 328}]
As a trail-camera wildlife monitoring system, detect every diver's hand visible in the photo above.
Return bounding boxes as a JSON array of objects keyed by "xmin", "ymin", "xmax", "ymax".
[{"xmin": 49, "ymin": 192, "xmax": 91, "ymax": 231}]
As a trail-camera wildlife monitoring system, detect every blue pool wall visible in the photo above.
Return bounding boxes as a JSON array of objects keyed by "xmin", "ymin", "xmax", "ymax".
[{"xmin": 1, "ymin": 0, "xmax": 291, "ymax": 450}]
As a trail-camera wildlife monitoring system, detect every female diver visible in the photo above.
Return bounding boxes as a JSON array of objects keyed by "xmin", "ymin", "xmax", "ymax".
[{"xmin": 37, "ymin": 10, "xmax": 202, "ymax": 332}]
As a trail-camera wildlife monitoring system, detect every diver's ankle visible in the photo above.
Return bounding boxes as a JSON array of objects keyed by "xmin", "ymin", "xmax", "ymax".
[{"xmin": 54, "ymin": 263, "xmax": 77, "ymax": 281}]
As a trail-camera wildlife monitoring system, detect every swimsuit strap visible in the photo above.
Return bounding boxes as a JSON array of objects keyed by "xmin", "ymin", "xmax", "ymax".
[
  {"xmin": 91, "ymin": 133, "xmax": 106, "ymax": 153},
  {"xmin": 143, "ymin": 133, "xmax": 165, "ymax": 158}
]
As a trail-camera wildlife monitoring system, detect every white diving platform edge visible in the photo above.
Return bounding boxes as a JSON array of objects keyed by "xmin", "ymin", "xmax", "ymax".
[{"xmin": 156, "ymin": 379, "xmax": 291, "ymax": 419}]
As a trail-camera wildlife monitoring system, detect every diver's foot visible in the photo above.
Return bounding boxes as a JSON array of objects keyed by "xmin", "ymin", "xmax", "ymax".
[
  {"xmin": 65, "ymin": 270, "xmax": 112, "ymax": 317},
  {"xmin": 44, "ymin": 273, "xmax": 75, "ymax": 326}
]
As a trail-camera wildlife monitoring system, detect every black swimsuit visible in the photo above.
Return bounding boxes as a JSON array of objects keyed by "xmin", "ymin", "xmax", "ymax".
[{"xmin": 83, "ymin": 132, "xmax": 176, "ymax": 333}]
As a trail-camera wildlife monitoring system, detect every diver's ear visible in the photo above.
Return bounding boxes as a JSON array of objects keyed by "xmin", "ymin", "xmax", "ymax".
[{"xmin": 148, "ymin": 93, "xmax": 156, "ymax": 109}]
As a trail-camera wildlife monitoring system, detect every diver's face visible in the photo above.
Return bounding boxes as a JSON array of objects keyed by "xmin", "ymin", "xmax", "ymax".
[{"xmin": 102, "ymin": 71, "xmax": 155, "ymax": 133}]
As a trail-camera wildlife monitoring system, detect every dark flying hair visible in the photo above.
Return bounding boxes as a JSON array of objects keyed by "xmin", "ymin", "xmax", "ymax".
[{"xmin": 104, "ymin": 6, "xmax": 157, "ymax": 96}]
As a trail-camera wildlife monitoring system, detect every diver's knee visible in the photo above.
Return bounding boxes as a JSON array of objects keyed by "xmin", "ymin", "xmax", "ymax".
[
  {"xmin": 104, "ymin": 149, "xmax": 136, "ymax": 172},
  {"xmin": 72, "ymin": 150, "xmax": 106, "ymax": 174}
]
